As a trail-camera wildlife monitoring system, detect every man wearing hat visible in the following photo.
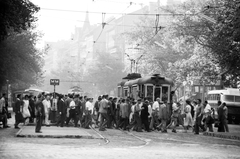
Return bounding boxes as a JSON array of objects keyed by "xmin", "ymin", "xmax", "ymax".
[
  {"xmin": 141, "ymin": 99, "xmax": 150, "ymax": 132},
  {"xmin": 99, "ymin": 95, "xmax": 109, "ymax": 131},
  {"xmin": 57, "ymin": 94, "xmax": 67, "ymax": 127},
  {"xmin": 35, "ymin": 94, "xmax": 44, "ymax": 133},
  {"xmin": 133, "ymin": 98, "xmax": 143, "ymax": 132}
]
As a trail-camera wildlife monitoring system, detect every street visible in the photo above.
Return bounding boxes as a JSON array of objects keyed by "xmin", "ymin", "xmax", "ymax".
[{"xmin": 1, "ymin": 123, "xmax": 240, "ymax": 159}]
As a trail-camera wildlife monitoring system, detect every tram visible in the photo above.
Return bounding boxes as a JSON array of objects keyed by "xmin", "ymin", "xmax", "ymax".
[{"xmin": 117, "ymin": 74, "xmax": 174, "ymax": 103}]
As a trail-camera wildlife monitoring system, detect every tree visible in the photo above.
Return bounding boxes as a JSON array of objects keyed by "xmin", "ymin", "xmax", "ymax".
[
  {"xmin": 123, "ymin": 5, "xmax": 198, "ymax": 79},
  {"xmin": 171, "ymin": 0, "xmax": 240, "ymax": 87},
  {"xmin": 0, "ymin": 29, "xmax": 45, "ymax": 91},
  {"xmin": 0, "ymin": 0, "xmax": 39, "ymax": 41}
]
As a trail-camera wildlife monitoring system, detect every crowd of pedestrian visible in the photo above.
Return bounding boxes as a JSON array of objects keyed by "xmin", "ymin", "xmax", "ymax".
[{"xmin": 1, "ymin": 92, "xmax": 229, "ymax": 134}]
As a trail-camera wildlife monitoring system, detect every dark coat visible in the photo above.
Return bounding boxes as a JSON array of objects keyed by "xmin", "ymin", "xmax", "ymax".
[
  {"xmin": 15, "ymin": 99, "xmax": 22, "ymax": 113},
  {"xmin": 35, "ymin": 100, "xmax": 44, "ymax": 117},
  {"xmin": 57, "ymin": 99, "xmax": 66, "ymax": 114},
  {"xmin": 141, "ymin": 103, "xmax": 149, "ymax": 119}
]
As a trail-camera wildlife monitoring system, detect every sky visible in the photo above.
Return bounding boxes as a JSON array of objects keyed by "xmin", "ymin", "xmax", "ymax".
[{"xmin": 30, "ymin": 0, "xmax": 185, "ymax": 45}]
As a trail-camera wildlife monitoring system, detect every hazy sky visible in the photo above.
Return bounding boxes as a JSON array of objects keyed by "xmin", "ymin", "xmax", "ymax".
[{"xmin": 30, "ymin": 0, "xmax": 184, "ymax": 43}]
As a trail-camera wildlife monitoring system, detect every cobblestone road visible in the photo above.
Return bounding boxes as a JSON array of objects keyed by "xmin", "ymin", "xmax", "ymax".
[{"xmin": 1, "ymin": 123, "xmax": 240, "ymax": 159}]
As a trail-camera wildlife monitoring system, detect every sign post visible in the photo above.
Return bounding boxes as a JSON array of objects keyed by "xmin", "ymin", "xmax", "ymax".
[
  {"xmin": 50, "ymin": 79, "xmax": 60, "ymax": 123},
  {"xmin": 50, "ymin": 79, "xmax": 60, "ymax": 98}
]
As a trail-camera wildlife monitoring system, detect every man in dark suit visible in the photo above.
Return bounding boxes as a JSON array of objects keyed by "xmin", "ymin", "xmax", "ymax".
[
  {"xmin": 35, "ymin": 94, "xmax": 44, "ymax": 133},
  {"xmin": 141, "ymin": 99, "xmax": 150, "ymax": 132},
  {"xmin": 29, "ymin": 95, "xmax": 35, "ymax": 123},
  {"xmin": 56, "ymin": 94, "xmax": 66, "ymax": 127},
  {"xmin": 14, "ymin": 94, "xmax": 23, "ymax": 129}
]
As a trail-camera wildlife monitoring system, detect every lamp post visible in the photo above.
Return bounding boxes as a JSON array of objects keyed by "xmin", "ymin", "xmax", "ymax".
[{"xmin": 6, "ymin": 80, "xmax": 9, "ymax": 98}]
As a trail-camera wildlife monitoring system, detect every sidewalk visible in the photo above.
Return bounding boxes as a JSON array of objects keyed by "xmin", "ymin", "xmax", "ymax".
[
  {"xmin": 16, "ymin": 126, "xmax": 100, "ymax": 139},
  {"xmin": 203, "ymin": 124, "xmax": 240, "ymax": 141},
  {"xmin": 6, "ymin": 108, "xmax": 100, "ymax": 139}
]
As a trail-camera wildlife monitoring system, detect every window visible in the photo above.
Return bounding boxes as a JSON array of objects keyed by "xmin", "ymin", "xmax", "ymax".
[
  {"xmin": 146, "ymin": 85, "xmax": 153, "ymax": 99},
  {"xmin": 207, "ymin": 94, "xmax": 220, "ymax": 101},
  {"xmin": 195, "ymin": 86, "xmax": 199, "ymax": 93},
  {"xmin": 223, "ymin": 95, "xmax": 234, "ymax": 102},
  {"xmin": 124, "ymin": 89, "xmax": 128, "ymax": 97},
  {"xmin": 117, "ymin": 87, "xmax": 121, "ymax": 97},
  {"xmin": 200, "ymin": 86, "xmax": 203, "ymax": 93},
  {"xmin": 132, "ymin": 86, "xmax": 138, "ymax": 100},
  {"xmin": 235, "ymin": 96, "xmax": 240, "ymax": 102},
  {"xmin": 162, "ymin": 86, "xmax": 169, "ymax": 102}
]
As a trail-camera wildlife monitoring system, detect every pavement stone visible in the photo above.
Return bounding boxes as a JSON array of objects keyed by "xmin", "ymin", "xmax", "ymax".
[{"xmin": 16, "ymin": 126, "xmax": 95, "ymax": 139}]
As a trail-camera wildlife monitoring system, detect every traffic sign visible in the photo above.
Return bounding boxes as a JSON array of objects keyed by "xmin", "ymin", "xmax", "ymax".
[{"xmin": 50, "ymin": 79, "xmax": 60, "ymax": 85}]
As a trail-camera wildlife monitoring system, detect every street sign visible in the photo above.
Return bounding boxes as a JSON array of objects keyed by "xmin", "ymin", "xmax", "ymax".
[{"xmin": 50, "ymin": 79, "xmax": 60, "ymax": 85}]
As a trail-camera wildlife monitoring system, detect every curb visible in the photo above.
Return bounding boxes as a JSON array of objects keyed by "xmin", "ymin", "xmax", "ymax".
[
  {"xmin": 15, "ymin": 126, "xmax": 94, "ymax": 139},
  {"xmin": 16, "ymin": 134, "xmax": 94, "ymax": 139},
  {"xmin": 203, "ymin": 132, "xmax": 240, "ymax": 141}
]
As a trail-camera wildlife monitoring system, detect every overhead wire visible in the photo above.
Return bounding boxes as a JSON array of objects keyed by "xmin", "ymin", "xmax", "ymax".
[
  {"xmin": 92, "ymin": 0, "xmax": 143, "ymax": 6},
  {"xmin": 40, "ymin": 8, "xmax": 203, "ymax": 16},
  {"xmin": 39, "ymin": 15, "xmax": 158, "ymax": 28}
]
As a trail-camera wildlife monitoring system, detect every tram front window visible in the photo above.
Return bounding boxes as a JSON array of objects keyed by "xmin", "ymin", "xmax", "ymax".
[
  {"xmin": 146, "ymin": 85, "xmax": 153, "ymax": 99},
  {"xmin": 154, "ymin": 87, "xmax": 161, "ymax": 101},
  {"xmin": 162, "ymin": 86, "xmax": 169, "ymax": 102}
]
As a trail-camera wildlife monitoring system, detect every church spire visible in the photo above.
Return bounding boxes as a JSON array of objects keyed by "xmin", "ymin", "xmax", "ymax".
[{"xmin": 83, "ymin": 11, "xmax": 90, "ymax": 30}]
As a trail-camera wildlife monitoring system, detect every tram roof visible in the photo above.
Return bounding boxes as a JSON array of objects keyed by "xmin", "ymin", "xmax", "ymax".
[
  {"xmin": 117, "ymin": 81, "xmax": 126, "ymax": 86},
  {"xmin": 138, "ymin": 76, "xmax": 174, "ymax": 85},
  {"xmin": 123, "ymin": 75, "xmax": 174, "ymax": 86},
  {"xmin": 124, "ymin": 79, "xmax": 140, "ymax": 86}
]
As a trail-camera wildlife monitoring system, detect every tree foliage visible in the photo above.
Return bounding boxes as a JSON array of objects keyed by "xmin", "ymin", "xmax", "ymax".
[
  {"xmin": 0, "ymin": 29, "xmax": 45, "ymax": 90},
  {"xmin": 125, "ymin": 0, "xmax": 240, "ymax": 88},
  {"xmin": 0, "ymin": 0, "xmax": 39, "ymax": 41}
]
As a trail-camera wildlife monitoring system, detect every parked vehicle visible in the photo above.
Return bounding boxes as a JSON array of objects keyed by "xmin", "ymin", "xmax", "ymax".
[{"xmin": 207, "ymin": 88, "xmax": 240, "ymax": 124}]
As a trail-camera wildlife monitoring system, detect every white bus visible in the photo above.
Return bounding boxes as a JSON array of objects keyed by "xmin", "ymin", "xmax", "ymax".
[{"xmin": 207, "ymin": 88, "xmax": 240, "ymax": 124}]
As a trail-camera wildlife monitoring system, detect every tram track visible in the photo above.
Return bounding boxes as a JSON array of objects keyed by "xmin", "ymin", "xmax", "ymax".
[
  {"xmin": 89, "ymin": 126, "xmax": 110, "ymax": 145},
  {"xmin": 118, "ymin": 128, "xmax": 151, "ymax": 148},
  {"xmin": 129, "ymin": 130, "xmax": 240, "ymax": 149}
]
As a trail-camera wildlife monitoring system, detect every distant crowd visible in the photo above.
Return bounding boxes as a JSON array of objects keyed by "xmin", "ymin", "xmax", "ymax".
[{"xmin": 0, "ymin": 92, "xmax": 229, "ymax": 134}]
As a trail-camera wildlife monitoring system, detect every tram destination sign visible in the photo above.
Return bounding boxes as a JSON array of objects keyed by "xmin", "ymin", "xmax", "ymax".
[{"xmin": 50, "ymin": 79, "xmax": 60, "ymax": 85}]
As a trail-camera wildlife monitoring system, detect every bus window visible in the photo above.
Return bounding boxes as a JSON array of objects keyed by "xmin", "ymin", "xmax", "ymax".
[
  {"xmin": 162, "ymin": 86, "xmax": 169, "ymax": 102},
  {"xmin": 223, "ymin": 95, "xmax": 234, "ymax": 102},
  {"xmin": 207, "ymin": 94, "xmax": 220, "ymax": 101},
  {"xmin": 235, "ymin": 96, "xmax": 240, "ymax": 102}
]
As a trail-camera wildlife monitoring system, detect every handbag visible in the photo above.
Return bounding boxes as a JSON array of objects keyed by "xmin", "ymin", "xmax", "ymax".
[
  {"xmin": 15, "ymin": 112, "xmax": 24, "ymax": 123},
  {"xmin": 7, "ymin": 112, "xmax": 11, "ymax": 118}
]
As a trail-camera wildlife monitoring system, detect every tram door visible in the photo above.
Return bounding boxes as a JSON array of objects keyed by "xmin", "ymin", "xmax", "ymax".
[{"xmin": 154, "ymin": 87, "xmax": 161, "ymax": 101}]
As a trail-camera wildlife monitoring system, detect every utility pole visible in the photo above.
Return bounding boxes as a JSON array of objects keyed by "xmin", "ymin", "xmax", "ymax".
[{"xmin": 157, "ymin": 0, "xmax": 160, "ymax": 14}]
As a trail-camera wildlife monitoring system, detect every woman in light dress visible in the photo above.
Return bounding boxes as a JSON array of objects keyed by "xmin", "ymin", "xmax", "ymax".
[
  {"xmin": 22, "ymin": 95, "xmax": 31, "ymax": 124},
  {"xmin": 183, "ymin": 100, "xmax": 193, "ymax": 131}
]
